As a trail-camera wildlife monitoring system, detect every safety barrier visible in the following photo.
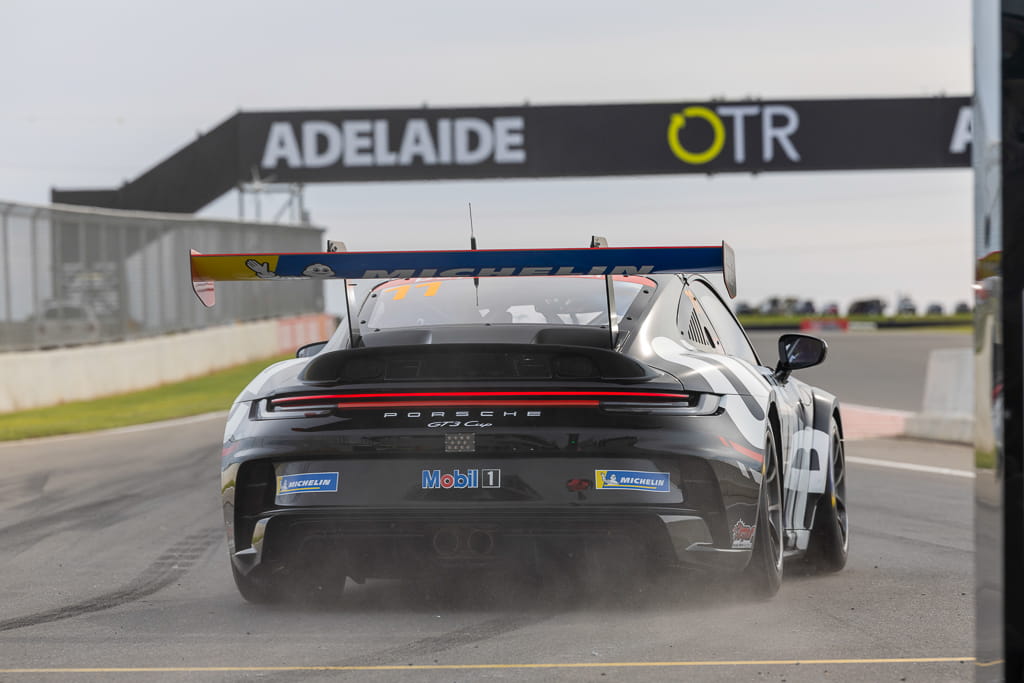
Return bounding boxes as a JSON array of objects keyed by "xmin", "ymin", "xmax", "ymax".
[
  {"xmin": 0, "ymin": 313, "xmax": 335, "ymax": 414},
  {"xmin": 903, "ymin": 348, "xmax": 974, "ymax": 444}
]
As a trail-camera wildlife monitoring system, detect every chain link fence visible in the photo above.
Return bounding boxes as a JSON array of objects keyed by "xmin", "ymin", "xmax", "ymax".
[{"xmin": 0, "ymin": 201, "xmax": 325, "ymax": 351}]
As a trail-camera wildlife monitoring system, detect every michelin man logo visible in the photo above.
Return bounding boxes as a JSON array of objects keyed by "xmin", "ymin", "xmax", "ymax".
[
  {"xmin": 246, "ymin": 259, "xmax": 278, "ymax": 279},
  {"xmin": 244, "ymin": 259, "xmax": 336, "ymax": 279},
  {"xmin": 302, "ymin": 263, "xmax": 335, "ymax": 278}
]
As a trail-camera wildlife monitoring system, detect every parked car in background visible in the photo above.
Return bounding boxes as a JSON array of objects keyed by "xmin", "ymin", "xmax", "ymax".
[
  {"xmin": 896, "ymin": 297, "xmax": 917, "ymax": 316},
  {"xmin": 847, "ymin": 298, "xmax": 886, "ymax": 316},
  {"xmin": 823, "ymin": 302, "xmax": 840, "ymax": 316},
  {"xmin": 759, "ymin": 296, "xmax": 803, "ymax": 316},
  {"xmin": 954, "ymin": 302, "xmax": 971, "ymax": 315},
  {"xmin": 33, "ymin": 301, "xmax": 101, "ymax": 347},
  {"xmin": 734, "ymin": 301, "xmax": 755, "ymax": 315},
  {"xmin": 926, "ymin": 303, "xmax": 945, "ymax": 316}
]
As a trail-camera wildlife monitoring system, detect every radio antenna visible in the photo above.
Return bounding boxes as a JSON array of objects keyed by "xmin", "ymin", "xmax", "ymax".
[
  {"xmin": 469, "ymin": 203, "xmax": 479, "ymax": 306},
  {"xmin": 469, "ymin": 203, "xmax": 477, "ymax": 250}
]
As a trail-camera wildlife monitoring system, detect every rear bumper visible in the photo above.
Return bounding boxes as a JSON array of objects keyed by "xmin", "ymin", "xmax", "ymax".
[{"xmin": 231, "ymin": 507, "xmax": 750, "ymax": 579}]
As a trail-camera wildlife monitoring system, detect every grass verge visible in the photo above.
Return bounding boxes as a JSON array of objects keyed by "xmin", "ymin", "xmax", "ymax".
[
  {"xmin": 739, "ymin": 313, "xmax": 973, "ymax": 330},
  {"xmin": 0, "ymin": 354, "xmax": 292, "ymax": 442}
]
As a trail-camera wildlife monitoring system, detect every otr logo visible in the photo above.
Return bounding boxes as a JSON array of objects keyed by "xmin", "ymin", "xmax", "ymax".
[{"xmin": 667, "ymin": 105, "xmax": 801, "ymax": 165}]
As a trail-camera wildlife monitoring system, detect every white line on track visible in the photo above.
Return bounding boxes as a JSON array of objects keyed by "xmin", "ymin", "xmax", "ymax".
[{"xmin": 846, "ymin": 455, "xmax": 975, "ymax": 479}]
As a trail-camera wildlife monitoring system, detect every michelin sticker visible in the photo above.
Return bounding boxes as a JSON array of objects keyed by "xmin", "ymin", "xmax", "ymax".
[
  {"xmin": 594, "ymin": 470, "xmax": 670, "ymax": 492},
  {"xmin": 277, "ymin": 472, "xmax": 339, "ymax": 495}
]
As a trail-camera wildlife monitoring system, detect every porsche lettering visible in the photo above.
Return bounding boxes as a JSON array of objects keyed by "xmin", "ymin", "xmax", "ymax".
[{"xmin": 383, "ymin": 410, "xmax": 542, "ymax": 419}]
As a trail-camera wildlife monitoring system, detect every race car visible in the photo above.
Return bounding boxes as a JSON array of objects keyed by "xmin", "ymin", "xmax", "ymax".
[{"xmin": 190, "ymin": 239, "xmax": 848, "ymax": 603}]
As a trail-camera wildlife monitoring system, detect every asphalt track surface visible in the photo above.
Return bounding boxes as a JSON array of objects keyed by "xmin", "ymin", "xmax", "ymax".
[
  {"xmin": 747, "ymin": 329, "xmax": 971, "ymax": 412},
  {"xmin": 0, "ymin": 332, "xmax": 974, "ymax": 682}
]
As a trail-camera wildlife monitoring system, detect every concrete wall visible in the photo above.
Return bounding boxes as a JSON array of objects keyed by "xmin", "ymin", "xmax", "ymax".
[
  {"xmin": 0, "ymin": 314, "xmax": 335, "ymax": 413},
  {"xmin": 904, "ymin": 347, "xmax": 974, "ymax": 444}
]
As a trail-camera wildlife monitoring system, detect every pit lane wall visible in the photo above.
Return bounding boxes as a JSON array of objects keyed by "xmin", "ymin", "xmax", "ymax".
[
  {"xmin": 824, "ymin": 347, "xmax": 973, "ymax": 445},
  {"xmin": 0, "ymin": 313, "xmax": 335, "ymax": 414},
  {"xmin": 903, "ymin": 348, "xmax": 973, "ymax": 444}
]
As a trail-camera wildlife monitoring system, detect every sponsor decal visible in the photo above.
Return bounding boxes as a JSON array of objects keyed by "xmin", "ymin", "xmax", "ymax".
[
  {"xmin": 422, "ymin": 468, "xmax": 501, "ymax": 489},
  {"xmin": 667, "ymin": 104, "xmax": 801, "ymax": 166},
  {"xmin": 566, "ymin": 478, "xmax": 592, "ymax": 492},
  {"xmin": 731, "ymin": 519, "xmax": 755, "ymax": 549},
  {"xmin": 358, "ymin": 265, "xmax": 655, "ymax": 279},
  {"xmin": 594, "ymin": 469, "xmax": 670, "ymax": 492},
  {"xmin": 276, "ymin": 472, "xmax": 339, "ymax": 495},
  {"xmin": 262, "ymin": 116, "xmax": 526, "ymax": 170},
  {"xmin": 190, "ymin": 245, "xmax": 724, "ymax": 282}
]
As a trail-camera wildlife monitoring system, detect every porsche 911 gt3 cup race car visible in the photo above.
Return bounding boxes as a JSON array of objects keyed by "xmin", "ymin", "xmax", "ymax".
[{"xmin": 190, "ymin": 239, "xmax": 848, "ymax": 603}]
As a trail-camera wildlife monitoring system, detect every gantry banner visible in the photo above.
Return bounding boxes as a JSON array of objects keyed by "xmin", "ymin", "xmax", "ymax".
[{"xmin": 53, "ymin": 97, "xmax": 971, "ymax": 213}]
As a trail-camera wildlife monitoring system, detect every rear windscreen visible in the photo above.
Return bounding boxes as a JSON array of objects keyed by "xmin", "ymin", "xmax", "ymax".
[{"xmin": 363, "ymin": 276, "xmax": 653, "ymax": 330}]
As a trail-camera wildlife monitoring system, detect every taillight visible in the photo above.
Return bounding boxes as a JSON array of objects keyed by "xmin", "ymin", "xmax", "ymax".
[
  {"xmin": 599, "ymin": 393, "xmax": 720, "ymax": 416},
  {"xmin": 258, "ymin": 390, "xmax": 706, "ymax": 419}
]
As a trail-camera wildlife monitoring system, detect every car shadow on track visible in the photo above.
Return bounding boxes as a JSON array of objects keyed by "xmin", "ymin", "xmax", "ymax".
[{"xmin": 249, "ymin": 562, "xmax": 803, "ymax": 616}]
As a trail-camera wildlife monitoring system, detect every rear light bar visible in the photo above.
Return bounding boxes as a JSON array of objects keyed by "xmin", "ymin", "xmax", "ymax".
[
  {"xmin": 601, "ymin": 393, "xmax": 721, "ymax": 416},
  {"xmin": 270, "ymin": 391, "xmax": 691, "ymax": 405},
  {"xmin": 261, "ymin": 390, "xmax": 717, "ymax": 418}
]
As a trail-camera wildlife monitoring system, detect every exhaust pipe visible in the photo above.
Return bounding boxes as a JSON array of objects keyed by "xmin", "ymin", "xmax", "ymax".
[
  {"xmin": 432, "ymin": 528, "xmax": 461, "ymax": 555},
  {"xmin": 467, "ymin": 529, "xmax": 495, "ymax": 555},
  {"xmin": 431, "ymin": 527, "xmax": 497, "ymax": 556}
]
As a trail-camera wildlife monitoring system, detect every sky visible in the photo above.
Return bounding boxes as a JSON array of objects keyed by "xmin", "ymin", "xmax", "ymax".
[{"xmin": 0, "ymin": 0, "xmax": 973, "ymax": 314}]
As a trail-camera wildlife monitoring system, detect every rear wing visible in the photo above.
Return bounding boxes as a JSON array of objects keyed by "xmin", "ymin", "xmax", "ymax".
[
  {"xmin": 189, "ymin": 241, "xmax": 737, "ymax": 308},
  {"xmin": 191, "ymin": 239, "xmax": 736, "ymax": 351}
]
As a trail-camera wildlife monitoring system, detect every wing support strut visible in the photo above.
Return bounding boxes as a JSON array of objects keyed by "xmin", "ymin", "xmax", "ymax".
[
  {"xmin": 327, "ymin": 240, "xmax": 360, "ymax": 348},
  {"xmin": 590, "ymin": 235, "xmax": 618, "ymax": 350}
]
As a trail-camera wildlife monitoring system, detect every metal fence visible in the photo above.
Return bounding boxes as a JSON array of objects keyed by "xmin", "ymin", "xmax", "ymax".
[{"xmin": 0, "ymin": 201, "xmax": 325, "ymax": 351}]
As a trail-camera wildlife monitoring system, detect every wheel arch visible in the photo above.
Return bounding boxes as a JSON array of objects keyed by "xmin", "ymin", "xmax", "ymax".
[
  {"xmin": 805, "ymin": 388, "xmax": 842, "ymax": 508},
  {"xmin": 766, "ymin": 400, "xmax": 784, "ymax": 479},
  {"xmin": 811, "ymin": 389, "xmax": 841, "ymax": 441}
]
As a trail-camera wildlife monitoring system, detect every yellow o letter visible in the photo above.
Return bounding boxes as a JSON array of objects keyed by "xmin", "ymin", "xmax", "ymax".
[{"xmin": 667, "ymin": 106, "xmax": 725, "ymax": 165}]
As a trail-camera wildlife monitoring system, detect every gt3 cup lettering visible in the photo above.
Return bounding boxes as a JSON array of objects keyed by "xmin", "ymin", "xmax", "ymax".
[{"xmin": 427, "ymin": 420, "xmax": 493, "ymax": 428}]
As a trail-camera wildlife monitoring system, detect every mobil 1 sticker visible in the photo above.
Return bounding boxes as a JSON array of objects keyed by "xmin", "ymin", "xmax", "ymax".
[{"xmin": 422, "ymin": 468, "xmax": 501, "ymax": 489}]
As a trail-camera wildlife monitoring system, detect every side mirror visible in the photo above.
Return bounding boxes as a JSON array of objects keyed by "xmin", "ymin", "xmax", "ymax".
[
  {"xmin": 296, "ymin": 341, "xmax": 327, "ymax": 358},
  {"xmin": 775, "ymin": 333, "xmax": 827, "ymax": 380}
]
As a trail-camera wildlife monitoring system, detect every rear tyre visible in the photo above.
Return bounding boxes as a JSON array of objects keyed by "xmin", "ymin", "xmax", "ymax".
[
  {"xmin": 231, "ymin": 561, "xmax": 347, "ymax": 606},
  {"xmin": 231, "ymin": 562, "xmax": 283, "ymax": 604},
  {"xmin": 743, "ymin": 427, "xmax": 784, "ymax": 598},
  {"xmin": 805, "ymin": 417, "xmax": 849, "ymax": 572}
]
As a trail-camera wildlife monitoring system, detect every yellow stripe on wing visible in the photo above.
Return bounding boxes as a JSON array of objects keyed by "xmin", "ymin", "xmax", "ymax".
[{"xmin": 191, "ymin": 255, "xmax": 281, "ymax": 280}]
